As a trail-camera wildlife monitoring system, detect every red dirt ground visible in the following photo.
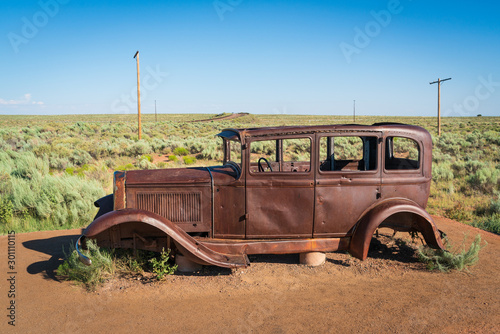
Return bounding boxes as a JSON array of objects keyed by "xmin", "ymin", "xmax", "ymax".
[{"xmin": 1, "ymin": 216, "xmax": 499, "ymax": 333}]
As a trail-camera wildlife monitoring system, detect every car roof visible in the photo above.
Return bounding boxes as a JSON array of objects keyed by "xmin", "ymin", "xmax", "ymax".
[{"xmin": 217, "ymin": 123, "xmax": 430, "ymax": 143}]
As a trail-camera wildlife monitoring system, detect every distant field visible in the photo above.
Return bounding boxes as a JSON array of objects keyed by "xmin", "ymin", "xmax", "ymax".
[
  {"xmin": 2, "ymin": 113, "xmax": 499, "ymax": 131},
  {"xmin": 0, "ymin": 113, "xmax": 499, "ymax": 234}
]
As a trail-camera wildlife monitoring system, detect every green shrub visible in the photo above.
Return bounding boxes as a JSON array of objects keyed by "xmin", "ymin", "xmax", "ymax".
[
  {"xmin": 57, "ymin": 241, "xmax": 177, "ymax": 289},
  {"xmin": 113, "ymin": 248, "xmax": 154, "ymax": 275},
  {"xmin": 168, "ymin": 155, "xmax": 178, "ymax": 162},
  {"xmin": 48, "ymin": 154, "xmax": 71, "ymax": 170},
  {"xmin": 65, "ymin": 167, "xmax": 75, "ymax": 175},
  {"xmin": 0, "ymin": 197, "xmax": 14, "ymax": 223},
  {"xmin": 0, "ymin": 171, "xmax": 13, "ymax": 194},
  {"xmin": 470, "ymin": 214, "xmax": 500, "ymax": 234},
  {"xmin": 467, "ymin": 167, "xmax": 500, "ymax": 193},
  {"xmin": 57, "ymin": 239, "xmax": 114, "ymax": 291},
  {"xmin": 32, "ymin": 144, "xmax": 52, "ymax": 157},
  {"xmin": 173, "ymin": 147, "xmax": 189, "ymax": 156},
  {"xmin": 464, "ymin": 160, "xmax": 485, "ymax": 174},
  {"xmin": 150, "ymin": 138, "xmax": 170, "ymax": 154},
  {"xmin": 187, "ymin": 140, "xmax": 205, "ymax": 154},
  {"xmin": 149, "ymin": 248, "xmax": 177, "ymax": 280},
  {"xmin": 1, "ymin": 151, "xmax": 105, "ymax": 227},
  {"xmin": 418, "ymin": 234, "xmax": 486, "ymax": 272},
  {"xmin": 137, "ymin": 157, "xmax": 157, "ymax": 170},
  {"xmin": 126, "ymin": 140, "xmax": 151, "ymax": 156},
  {"xmin": 432, "ymin": 162, "xmax": 454, "ymax": 182},
  {"xmin": 444, "ymin": 202, "xmax": 472, "ymax": 221},
  {"xmin": 115, "ymin": 163, "xmax": 135, "ymax": 171},
  {"xmin": 490, "ymin": 194, "xmax": 500, "ymax": 214},
  {"xmin": 70, "ymin": 149, "xmax": 92, "ymax": 165},
  {"xmin": 183, "ymin": 156, "xmax": 196, "ymax": 165},
  {"xmin": 195, "ymin": 143, "xmax": 222, "ymax": 160}
]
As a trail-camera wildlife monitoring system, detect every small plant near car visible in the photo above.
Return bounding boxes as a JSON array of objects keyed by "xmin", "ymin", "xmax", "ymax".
[
  {"xmin": 57, "ymin": 240, "xmax": 177, "ymax": 290},
  {"xmin": 57, "ymin": 239, "xmax": 115, "ymax": 291},
  {"xmin": 417, "ymin": 234, "xmax": 486, "ymax": 272},
  {"xmin": 113, "ymin": 248, "xmax": 154, "ymax": 275},
  {"xmin": 149, "ymin": 248, "xmax": 177, "ymax": 280}
]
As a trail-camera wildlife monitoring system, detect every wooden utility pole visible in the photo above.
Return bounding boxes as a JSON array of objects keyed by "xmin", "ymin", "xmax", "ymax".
[
  {"xmin": 429, "ymin": 77, "xmax": 451, "ymax": 136},
  {"xmin": 155, "ymin": 99, "xmax": 157, "ymax": 123},
  {"xmin": 134, "ymin": 51, "xmax": 142, "ymax": 140},
  {"xmin": 353, "ymin": 100, "xmax": 356, "ymax": 122}
]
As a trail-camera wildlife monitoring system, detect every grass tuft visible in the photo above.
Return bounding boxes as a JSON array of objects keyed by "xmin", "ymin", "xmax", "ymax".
[
  {"xmin": 57, "ymin": 240, "xmax": 177, "ymax": 290},
  {"xmin": 470, "ymin": 214, "xmax": 500, "ymax": 234},
  {"xmin": 417, "ymin": 234, "xmax": 486, "ymax": 272},
  {"xmin": 57, "ymin": 239, "xmax": 114, "ymax": 291}
]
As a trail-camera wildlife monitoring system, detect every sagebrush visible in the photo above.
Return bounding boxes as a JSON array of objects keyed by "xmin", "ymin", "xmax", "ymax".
[{"xmin": 418, "ymin": 234, "xmax": 486, "ymax": 272}]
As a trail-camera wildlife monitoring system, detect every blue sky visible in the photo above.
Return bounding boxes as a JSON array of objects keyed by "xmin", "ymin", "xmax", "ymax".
[{"xmin": 1, "ymin": 0, "xmax": 499, "ymax": 116}]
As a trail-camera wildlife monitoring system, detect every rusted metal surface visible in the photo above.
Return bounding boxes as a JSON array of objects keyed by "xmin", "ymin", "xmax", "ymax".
[
  {"xmin": 201, "ymin": 237, "xmax": 350, "ymax": 255},
  {"xmin": 84, "ymin": 208, "xmax": 249, "ymax": 268},
  {"xmin": 113, "ymin": 171, "xmax": 126, "ymax": 210},
  {"xmin": 348, "ymin": 198, "xmax": 444, "ymax": 260},
  {"xmin": 80, "ymin": 123, "xmax": 445, "ymax": 268}
]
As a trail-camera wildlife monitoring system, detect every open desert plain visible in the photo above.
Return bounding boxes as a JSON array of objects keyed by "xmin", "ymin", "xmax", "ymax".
[{"xmin": 1, "ymin": 115, "xmax": 499, "ymax": 333}]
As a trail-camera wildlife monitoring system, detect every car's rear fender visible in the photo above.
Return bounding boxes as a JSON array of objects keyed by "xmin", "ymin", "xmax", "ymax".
[
  {"xmin": 82, "ymin": 208, "xmax": 249, "ymax": 268},
  {"xmin": 348, "ymin": 198, "xmax": 445, "ymax": 260}
]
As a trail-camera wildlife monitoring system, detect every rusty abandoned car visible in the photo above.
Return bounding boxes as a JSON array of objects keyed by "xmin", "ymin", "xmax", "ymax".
[{"xmin": 77, "ymin": 123, "xmax": 445, "ymax": 269}]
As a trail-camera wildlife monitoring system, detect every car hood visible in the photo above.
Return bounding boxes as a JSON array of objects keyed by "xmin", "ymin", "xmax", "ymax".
[{"xmin": 124, "ymin": 166, "xmax": 238, "ymax": 186}]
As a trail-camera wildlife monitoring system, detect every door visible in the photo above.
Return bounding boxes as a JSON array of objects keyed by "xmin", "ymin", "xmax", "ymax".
[
  {"xmin": 245, "ymin": 136, "xmax": 315, "ymax": 238},
  {"xmin": 314, "ymin": 132, "xmax": 382, "ymax": 237}
]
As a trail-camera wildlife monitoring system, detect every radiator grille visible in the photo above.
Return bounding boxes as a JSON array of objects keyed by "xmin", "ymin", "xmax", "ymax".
[{"xmin": 136, "ymin": 192, "xmax": 201, "ymax": 222}]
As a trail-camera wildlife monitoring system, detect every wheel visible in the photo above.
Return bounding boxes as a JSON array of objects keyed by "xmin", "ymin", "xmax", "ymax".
[{"xmin": 258, "ymin": 157, "xmax": 273, "ymax": 172}]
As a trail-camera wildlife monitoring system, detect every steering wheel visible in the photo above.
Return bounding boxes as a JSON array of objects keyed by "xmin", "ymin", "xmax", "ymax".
[
  {"xmin": 225, "ymin": 161, "xmax": 241, "ymax": 179},
  {"xmin": 258, "ymin": 157, "xmax": 273, "ymax": 172}
]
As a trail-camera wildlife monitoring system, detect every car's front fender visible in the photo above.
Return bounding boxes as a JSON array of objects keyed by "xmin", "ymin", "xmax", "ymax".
[
  {"xmin": 80, "ymin": 208, "xmax": 250, "ymax": 268},
  {"xmin": 349, "ymin": 198, "xmax": 445, "ymax": 260}
]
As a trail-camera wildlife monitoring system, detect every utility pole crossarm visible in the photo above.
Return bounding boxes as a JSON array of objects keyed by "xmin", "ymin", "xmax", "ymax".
[{"xmin": 429, "ymin": 77, "xmax": 451, "ymax": 85}]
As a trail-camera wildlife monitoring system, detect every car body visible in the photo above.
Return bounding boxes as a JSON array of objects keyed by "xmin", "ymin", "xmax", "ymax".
[{"xmin": 77, "ymin": 123, "xmax": 445, "ymax": 268}]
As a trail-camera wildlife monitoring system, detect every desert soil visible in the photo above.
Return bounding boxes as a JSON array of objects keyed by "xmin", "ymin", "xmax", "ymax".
[{"xmin": 1, "ymin": 216, "xmax": 499, "ymax": 334}]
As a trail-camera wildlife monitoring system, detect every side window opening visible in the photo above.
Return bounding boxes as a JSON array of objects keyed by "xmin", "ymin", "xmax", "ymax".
[
  {"xmin": 250, "ymin": 138, "xmax": 311, "ymax": 173},
  {"xmin": 385, "ymin": 137, "xmax": 420, "ymax": 170},
  {"xmin": 222, "ymin": 139, "xmax": 242, "ymax": 164},
  {"xmin": 319, "ymin": 136, "xmax": 377, "ymax": 172},
  {"xmin": 221, "ymin": 138, "xmax": 242, "ymax": 167}
]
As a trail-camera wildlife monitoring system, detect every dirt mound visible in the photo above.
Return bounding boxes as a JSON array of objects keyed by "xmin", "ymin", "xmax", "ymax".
[{"xmin": 1, "ymin": 216, "xmax": 499, "ymax": 333}]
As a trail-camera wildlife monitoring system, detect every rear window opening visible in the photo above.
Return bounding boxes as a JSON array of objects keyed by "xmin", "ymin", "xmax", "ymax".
[
  {"xmin": 385, "ymin": 137, "xmax": 420, "ymax": 170},
  {"xmin": 319, "ymin": 136, "xmax": 378, "ymax": 172}
]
